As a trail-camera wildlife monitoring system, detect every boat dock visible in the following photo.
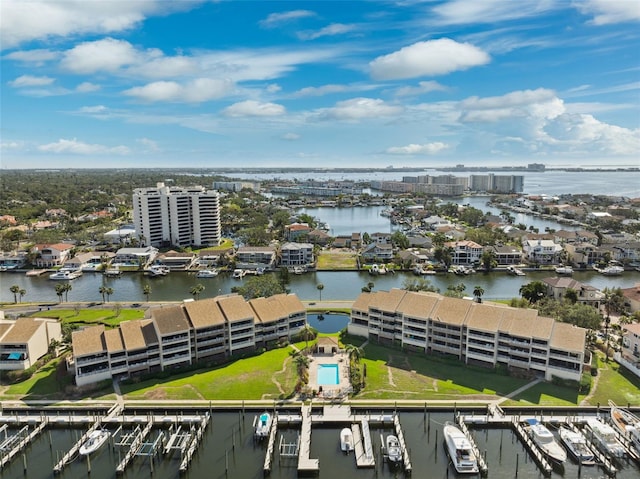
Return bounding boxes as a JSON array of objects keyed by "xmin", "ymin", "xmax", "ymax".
[
  {"xmin": 567, "ymin": 423, "xmax": 617, "ymax": 476},
  {"xmin": 0, "ymin": 422, "xmax": 46, "ymax": 470},
  {"xmin": 351, "ymin": 419, "xmax": 374, "ymax": 468},
  {"xmin": 455, "ymin": 414, "xmax": 488, "ymax": 475},
  {"xmin": 511, "ymin": 418, "xmax": 553, "ymax": 476},
  {"xmin": 298, "ymin": 405, "xmax": 319, "ymax": 474},
  {"xmin": 392, "ymin": 413, "xmax": 411, "ymax": 472},
  {"xmin": 53, "ymin": 419, "xmax": 103, "ymax": 474}
]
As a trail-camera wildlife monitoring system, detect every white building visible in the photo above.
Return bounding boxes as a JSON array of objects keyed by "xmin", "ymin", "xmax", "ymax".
[
  {"xmin": 133, "ymin": 182, "xmax": 221, "ymax": 248},
  {"xmin": 0, "ymin": 315, "xmax": 62, "ymax": 370}
]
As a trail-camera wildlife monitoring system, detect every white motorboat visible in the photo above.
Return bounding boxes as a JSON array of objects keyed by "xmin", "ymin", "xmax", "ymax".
[
  {"xmin": 255, "ymin": 411, "xmax": 272, "ymax": 438},
  {"xmin": 340, "ymin": 427, "xmax": 354, "ymax": 453},
  {"xmin": 507, "ymin": 265, "xmax": 526, "ymax": 276},
  {"xmin": 609, "ymin": 401, "xmax": 640, "ymax": 452},
  {"xmin": 196, "ymin": 269, "xmax": 218, "ymax": 278},
  {"xmin": 525, "ymin": 419, "xmax": 567, "ymax": 465},
  {"xmin": 554, "ymin": 265, "xmax": 574, "ymax": 275},
  {"xmin": 232, "ymin": 268, "xmax": 246, "ymax": 279},
  {"xmin": 443, "ymin": 422, "xmax": 479, "ymax": 474},
  {"xmin": 49, "ymin": 269, "xmax": 82, "ymax": 280},
  {"xmin": 596, "ymin": 264, "xmax": 624, "ymax": 276},
  {"xmin": 79, "ymin": 429, "xmax": 110, "ymax": 455},
  {"xmin": 386, "ymin": 434, "xmax": 402, "ymax": 464},
  {"xmin": 558, "ymin": 426, "xmax": 595, "ymax": 465},
  {"xmin": 146, "ymin": 264, "xmax": 170, "ymax": 277},
  {"xmin": 585, "ymin": 417, "xmax": 626, "ymax": 458}
]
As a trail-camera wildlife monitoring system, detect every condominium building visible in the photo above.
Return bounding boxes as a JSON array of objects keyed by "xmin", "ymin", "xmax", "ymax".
[
  {"xmin": 0, "ymin": 316, "xmax": 62, "ymax": 370},
  {"xmin": 71, "ymin": 293, "xmax": 306, "ymax": 386},
  {"xmin": 348, "ymin": 289, "xmax": 586, "ymax": 382},
  {"xmin": 132, "ymin": 182, "xmax": 221, "ymax": 248},
  {"xmin": 469, "ymin": 174, "xmax": 524, "ymax": 193}
]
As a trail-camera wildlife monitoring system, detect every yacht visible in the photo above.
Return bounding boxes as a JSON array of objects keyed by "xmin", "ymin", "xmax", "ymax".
[
  {"xmin": 49, "ymin": 269, "xmax": 82, "ymax": 280},
  {"xmin": 598, "ymin": 264, "xmax": 624, "ymax": 276},
  {"xmin": 558, "ymin": 427, "xmax": 595, "ymax": 465},
  {"xmin": 443, "ymin": 422, "xmax": 479, "ymax": 474},
  {"xmin": 196, "ymin": 269, "xmax": 218, "ymax": 278},
  {"xmin": 609, "ymin": 401, "xmax": 640, "ymax": 452},
  {"xmin": 525, "ymin": 419, "xmax": 567, "ymax": 465},
  {"xmin": 386, "ymin": 434, "xmax": 403, "ymax": 464},
  {"xmin": 340, "ymin": 427, "xmax": 354, "ymax": 453},
  {"xmin": 254, "ymin": 411, "xmax": 272, "ymax": 438},
  {"xmin": 79, "ymin": 429, "xmax": 110, "ymax": 455},
  {"xmin": 554, "ymin": 265, "xmax": 574, "ymax": 275},
  {"xmin": 232, "ymin": 268, "xmax": 246, "ymax": 279},
  {"xmin": 585, "ymin": 417, "xmax": 626, "ymax": 458},
  {"xmin": 507, "ymin": 265, "xmax": 526, "ymax": 276},
  {"xmin": 146, "ymin": 264, "xmax": 170, "ymax": 277}
]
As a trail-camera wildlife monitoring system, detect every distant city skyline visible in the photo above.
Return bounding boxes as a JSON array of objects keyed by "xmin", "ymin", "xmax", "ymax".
[{"xmin": 1, "ymin": 0, "xmax": 639, "ymax": 169}]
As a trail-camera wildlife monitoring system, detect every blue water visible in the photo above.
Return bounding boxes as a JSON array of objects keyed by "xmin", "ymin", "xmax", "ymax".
[{"xmin": 317, "ymin": 364, "xmax": 339, "ymax": 385}]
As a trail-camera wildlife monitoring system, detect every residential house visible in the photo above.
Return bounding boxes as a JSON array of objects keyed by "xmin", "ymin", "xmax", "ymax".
[
  {"xmin": 350, "ymin": 232, "xmax": 362, "ymax": 249},
  {"xmin": 285, "ymin": 223, "xmax": 312, "ymax": 241},
  {"xmin": 621, "ymin": 284, "xmax": 640, "ymax": 313},
  {"xmin": 332, "ymin": 236, "xmax": 351, "ymax": 249},
  {"xmin": 0, "ymin": 316, "xmax": 62, "ymax": 370},
  {"xmin": 157, "ymin": 250, "xmax": 197, "ymax": 270},
  {"xmin": 542, "ymin": 277, "xmax": 604, "ymax": 308},
  {"xmin": 445, "ymin": 240, "xmax": 484, "ymax": 266},
  {"xmin": 618, "ymin": 323, "xmax": 640, "ymax": 378},
  {"xmin": 371, "ymin": 232, "xmax": 391, "ymax": 244},
  {"xmin": 197, "ymin": 247, "xmax": 234, "ymax": 268},
  {"xmin": 112, "ymin": 246, "xmax": 158, "ymax": 267},
  {"xmin": 0, "ymin": 250, "xmax": 28, "ymax": 270},
  {"xmin": 235, "ymin": 246, "xmax": 277, "ymax": 271},
  {"xmin": 522, "ymin": 239, "xmax": 562, "ymax": 265},
  {"xmin": 64, "ymin": 252, "xmax": 96, "ymax": 270},
  {"xmin": 489, "ymin": 245, "xmax": 523, "ymax": 266},
  {"xmin": 564, "ymin": 242, "xmax": 605, "ymax": 268},
  {"xmin": 279, "ymin": 243, "xmax": 314, "ymax": 267},
  {"xmin": 307, "ymin": 229, "xmax": 332, "ymax": 246},
  {"xmin": 361, "ymin": 243, "xmax": 394, "ymax": 262},
  {"xmin": 104, "ymin": 225, "xmax": 137, "ymax": 244},
  {"xmin": 33, "ymin": 243, "xmax": 74, "ymax": 267},
  {"xmin": 348, "ymin": 289, "xmax": 586, "ymax": 382}
]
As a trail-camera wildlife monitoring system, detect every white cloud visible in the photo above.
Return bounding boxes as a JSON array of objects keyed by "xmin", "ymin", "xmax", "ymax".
[
  {"xmin": 8, "ymin": 75, "xmax": 55, "ymax": 87},
  {"xmin": 1, "ymin": 140, "xmax": 24, "ymax": 150},
  {"xmin": 297, "ymin": 23, "xmax": 356, "ymax": 40},
  {"xmin": 459, "ymin": 88, "xmax": 562, "ymax": 122},
  {"xmin": 282, "ymin": 133, "xmax": 300, "ymax": 141},
  {"xmin": 137, "ymin": 137, "xmax": 160, "ymax": 152},
  {"xmin": 61, "ymin": 38, "xmax": 145, "ymax": 74},
  {"xmin": 386, "ymin": 142, "xmax": 450, "ymax": 155},
  {"xmin": 4, "ymin": 48, "xmax": 60, "ymax": 64},
  {"xmin": 577, "ymin": 0, "xmax": 640, "ymax": 25},
  {"xmin": 78, "ymin": 105, "xmax": 108, "ymax": 113},
  {"xmin": 38, "ymin": 138, "xmax": 130, "ymax": 155},
  {"xmin": 76, "ymin": 82, "xmax": 101, "ymax": 93},
  {"xmin": 124, "ymin": 78, "xmax": 235, "ymax": 103},
  {"xmin": 0, "ymin": 0, "xmax": 195, "ymax": 50},
  {"xmin": 320, "ymin": 98, "xmax": 403, "ymax": 120},
  {"xmin": 394, "ymin": 81, "xmax": 448, "ymax": 97},
  {"xmin": 293, "ymin": 84, "xmax": 349, "ymax": 97},
  {"xmin": 369, "ymin": 39, "xmax": 490, "ymax": 80},
  {"xmin": 432, "ymin": 0, "xmax": 557, "ymax": 25},
  {"xmin": 223, "ymin": 100, "xmax": 286, "ymax": 117},
  {"xmin": 259, "ymin": 10, "xmax": 315, "ymax": 28}
]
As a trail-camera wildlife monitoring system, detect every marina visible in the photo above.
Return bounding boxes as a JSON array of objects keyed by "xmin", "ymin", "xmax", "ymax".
[{"xmin": 1, "ymin": 404, "xmax": 640, "ymax": 479}]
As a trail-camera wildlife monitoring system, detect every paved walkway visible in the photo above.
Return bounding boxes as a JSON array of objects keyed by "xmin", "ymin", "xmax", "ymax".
[{"xmin": 491, "ymin": 377, "xmax": 543, "ymax": 406}]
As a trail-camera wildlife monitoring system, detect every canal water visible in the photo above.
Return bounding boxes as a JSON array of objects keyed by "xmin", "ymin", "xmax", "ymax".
[{"xmin": 2, "ymin": 410, "xmax": 639, "ymax": 479}]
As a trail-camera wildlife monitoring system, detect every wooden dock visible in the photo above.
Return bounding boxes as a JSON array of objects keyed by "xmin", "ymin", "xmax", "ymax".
[
  {"xmin": 297, "ymin": 405, "xmax": 319, "ymax": 474},
  {"xmin": 512, "ymin": 418, "xmax": 552, "ymax": 476},
  {"xmin": 0, "ymin": 422, "xmax": 46, "ymax": 470},
  {"xmin": 351, "ymin": 420, "xmax": 374, "ymax": 468},
  {"xmin": 567, "ymin": 423, "xmax": 617, "ymax": 476},
  {"xmin": 456, "ymin": 415, "xmax": 488, "ymax": 475},
  {"xmin": 392, "ymin": 413, "xmax": 412, "ymax": 473},
  {"xmin": 53, "ymin": 420, "xmax": 102, "ymax": 474},
  {"xmin": 179, "ymin": 412, "xmax": 210, "ymax": 473},
  {"xmin": 115, "ymin": 420, "xmax": 153, "ymax": 474},
  {"xmin": 263, "ymin": 414, "xmax": 279, "ymax": 474}
]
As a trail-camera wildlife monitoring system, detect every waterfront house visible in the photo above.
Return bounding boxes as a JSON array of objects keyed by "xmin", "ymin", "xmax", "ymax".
[
  {"xmin": 112, "ymin": 246, "xmax": 158, "ymax": 268},
  {"xmin": 236, "ymin": 245, "xmax": 277, "ymax": 271},
  {"xmin": 103, "ymin": 225, "xmax": 137, "ymax": 244},
  {"xmin": 32, "ymin": 243, "xmax": 74, "ymax": 268},
  {"xmin": 618, "ymin": 323, "xmax": 640, "ymax": 379},
  {"xmin": 361, "ymin": 243, "xmax": 394, "ymax": 262},
  {"xmin": 488, "ymin": 245, "xmax": 523, "ymax": 266},
  {"xmin": 371, "ymin": 232, "xmax": 391, "ymax": 244},
  {"xmin": 542, "ymin": 277, "xmax": 604, "ymax": 308},
  {"xmin": 285, "ymin": 223, "xmax": 311, "ymax": 241},
  {"xmin": 348, "ymin": 289, "xmax": 586, "ymax": 382},
  {"xmin": 0, "ymin": 250, "xmax": 28, "ymax": 270},
  {"xmin": 307, "ymin": 229, "xmax": 332, "ymax": 246},
  {"xmin": 157, "ymin": 250, "xmax": 197, "ymax": 270},
  {"xmin": 522, "ymin": 239, "xmax": 562, "ymax": 265},
  {"xmin": 445, "ymin": 240, "xmax": 484, "ymax": 266},
  {"xmin": 63, "ymin": 252, "xmax": 95, "ymax": 270},
  {"xmin": 197, "ymin": 247, "xmax": 234, "ymax": 267},
  {"xmin": 332, "ymin": 236, "xmax": 351, "ymax": 249},
  {"xmin": 0, "ymin": 315, "xmax": 62, "ymax": 371},
  {"xmin": 621, "ymin": 284, "xmax": 640, "ymax": 313},
  {"xmin": 279, "ymin": 242, "xmax": 314, "ymax": 268}
]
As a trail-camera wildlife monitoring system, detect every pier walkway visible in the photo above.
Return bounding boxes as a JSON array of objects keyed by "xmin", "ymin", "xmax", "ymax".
[{"xmin": 298, "ymin": 405, "xmax": 319, "ymax": 473}]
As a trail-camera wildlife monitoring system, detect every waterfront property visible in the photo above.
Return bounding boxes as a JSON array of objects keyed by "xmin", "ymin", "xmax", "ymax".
[
  {"xmin": 348, "ymin": 289, "xmax": 586, "ymax": 382},
  {"xmin": 0, "ymin": 314, "xmax": 62, "ymax": 370},
  {"xmin": 70, "ymin": 293, "xmax": 307, "ymax": 386}
]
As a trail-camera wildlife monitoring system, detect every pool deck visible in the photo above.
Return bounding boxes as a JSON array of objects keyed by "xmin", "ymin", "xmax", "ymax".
[{"xmin": 307, "ymin": 352, "xmax": 350, "ymax": 397}]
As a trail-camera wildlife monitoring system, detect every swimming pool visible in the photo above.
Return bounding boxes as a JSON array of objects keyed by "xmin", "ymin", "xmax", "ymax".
[{"xmin": 317, "ymin": 364, "xmax": 340, "ymax": 386}]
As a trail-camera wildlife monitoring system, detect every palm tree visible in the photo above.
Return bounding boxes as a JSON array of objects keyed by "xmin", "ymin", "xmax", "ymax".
[
  {"xmin": 104, "ymin": 287, "xmax": 114, "ymax": 303},
  {"xmin": 10, "ymin": 284, "xmax": 20, "ymax": 304},
  {"xmin": 473, "ymin": 285, "xmax": 484, "ymax": 303},
  {"xmin": 300, "ymin": 323, "xmax": 315, "ymax": 350},
  {"xmin": 345, "ymin": 343, "xmax": 363, "ymax": 364},
  {"xmin": 143, "ymin": 284, "xmax": 152, "ymax": 302},
  {"xmin": 55, "ymin": 283, "xmax": 65, "ymax": 303},
  {"xmin": 63, "ymin": 283, "xmax": 72, "ymax": 302},
  {"xmin": 19, "ymin": 288, "xmax": 26, "ymax": 303},
  {"xmin": 190, "ymin": 283, "xmax": 205, "ymax": 300},
  {"xmin": 316, "ymin": 283, "xmax": 324, "ymax": 301},
  {"xmin": 99, "ymin": 285, "xmax": 108, "ymax": 303}
]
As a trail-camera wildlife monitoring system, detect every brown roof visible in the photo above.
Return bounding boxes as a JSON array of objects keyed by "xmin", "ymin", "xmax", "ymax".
[
  {"xmin": 184, "ymin": 298, "xmax": 226, "ymax": 328},
  {"xmin": 466, "ymin": 303, "xmax": 505, "ymax": 333},
  {"xmin": 550, "ymin": 322, "xmax": 586, "ymax": 351},
  {"xmin": 624, "ymin": 323, "xmax": 640, "ymax": 335},
  {"xmin": 217, "ymin": 294, "xmax": 255, "ymax": 323},
  {"xmin": 250, "ymin": 296, "xmax": 286, "ymax": 324},
  {"xmin": 104, "ymin": 328, "xmax": 124, "ymax": 352},
  {"xmin": 509, "ymin": 314, "xmax": 554, "ymax": 340},
  {"xmin": 120, "ymin": 320, "xmax": 148, "ymax": 351},
  {"xmin": 369, "ymin": 289, "xmax": 407, "ymax": 313},
  {"xmin": 140, "ymin": 319, "xmax": 158, "ymax": 345},
  {"xmin": 0, "ymin": 323, "xmax": 12, "ymax": 339},
  {"xmin": 1, "ymin": 317, "xmax": 45, "ymax": 343},
  {"xmin": 72, "ymin": 325, "xmax": 106, "ymax": 357},
  {"xmin": 274, "ymin": 293, "xmax": 305, "ymax": 315},
  {"xmin": 351, "ymin": 291, "xmax": 377, "ymax": 313},
  {"xmin": 431, "ymin": 296, "xmax": 472, "ymax": 326},
  {"xmin": 396, "ymin": 291, "xmax": 439, "ymax": 319},
  {"xmin": 151, "ymin": 305, "xmax": 190, "ymax": 336}
]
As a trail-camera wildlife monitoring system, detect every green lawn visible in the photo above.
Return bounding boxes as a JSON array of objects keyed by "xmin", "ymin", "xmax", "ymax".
[
  {"xmin": 121, "ymin": 344, "xmax": 301, "ymax": 400},
  {"xmin": 502, "ymin": 382, "xmax": 585, "ymax": 406},
  {"xmin": 587, "ymin": 360, "xmax": 640, "ymax": 406},
  {"xmin": 3, "ymin": 358, "xmax": 73, "ymax": 398},
  {"xmin": 316, "ymin": 250, "xmax": 358, "ymax": 269},
  {"xmin": 32, "ymin": 308, "xmax": 145, "ymax": 328}
]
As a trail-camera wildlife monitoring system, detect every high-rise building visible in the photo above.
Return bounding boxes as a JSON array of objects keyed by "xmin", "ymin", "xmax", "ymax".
[
  {"xmin": 133, "ymin": 183, "xmax": 221, "ymax": 248},
  {"xmin": 469, "ymin": 174, "xmax": 524, "ymax": 193}
]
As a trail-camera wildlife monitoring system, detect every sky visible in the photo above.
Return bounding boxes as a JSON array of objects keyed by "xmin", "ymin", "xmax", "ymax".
[{"xmin": 1, "ymin": 0, "xmax": 639, "ymax": 170}]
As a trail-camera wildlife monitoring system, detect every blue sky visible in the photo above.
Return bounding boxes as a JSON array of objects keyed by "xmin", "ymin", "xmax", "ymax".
[{"xmin": 1, "ymin": 0, "xmax": 639, "ymax": 169}]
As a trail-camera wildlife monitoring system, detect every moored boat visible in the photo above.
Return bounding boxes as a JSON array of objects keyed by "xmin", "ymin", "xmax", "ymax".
[
  {"xmin": 145, "ymin": 264, "xmax": 170, "ymax": 277},
  {"xmin": 196, "ymin": 268, "xmax": 218, "ymax": 278},
  {"xmin": 340, "ymin": 427, "xmax": 354, "ymax": 453},
  {"xmin": 232, "ymin": 268, "xmax": 246, "ymax": 279},
  {"xmin": 443, "ymin": 422, "xmax": 479, "ymax": 474},
  {"xmin": 554, "ymin": 265, "xmax": 574, "ymax": 275},
  {"xmin": 386, "ymin": 434, "xmax": 402, "ymax": 464},
  {"xmin": 609, "ymin": 401, "xmax": 640, "ymax": 452},
  {"xmin": 79, "ymin": 429, "xmax": 110, "ymax": 455},
  {"xmin": 595, "ymin": 263, "xmax": 624, "ymax": 276},
  {"xmin": 558, "ymin": 426, "xmax": 595, "ymax": 465},
  {"xmin": 255, "ymin": 411, "xmax": 272, "ymax": 438},
  {"xmin": 49, "ymin": 269, "xmax": 82, "ymax": 280},
  {"xmin": 525, "ymin": 419, "xmax": 567, "ymax": 465},
  {"xmin": 507, "ymin": 265, "xmax": 526, "ymax": 276},
  {"xmin": 585, "ymin": 417, "xmax": 626, "ymax": 458}
]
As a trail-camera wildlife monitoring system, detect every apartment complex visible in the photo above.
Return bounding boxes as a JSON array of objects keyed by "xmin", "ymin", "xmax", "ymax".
[
  {"xmin": 132, "ymin": 182, "xmax": 221, "ymax": 248},
  {"xmin": 0, "ymin": 316, "xmax": 62, "ymax": 370},
  {"xmin": 469, "ymin": 174, "xmax": 524, "ymax": 193},
  {"xmin": 71, "ymin": 293, "xmax": 306, "ymax": 386},
  {"xmin": 348, "ymin": 289, "xmax": 586, "ymax": 382}
]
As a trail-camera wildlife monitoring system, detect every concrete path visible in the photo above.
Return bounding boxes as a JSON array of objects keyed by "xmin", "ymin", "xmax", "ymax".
[{"xmin": 491, "ymin": 377, "xmax": 543, "ymax": 406}]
